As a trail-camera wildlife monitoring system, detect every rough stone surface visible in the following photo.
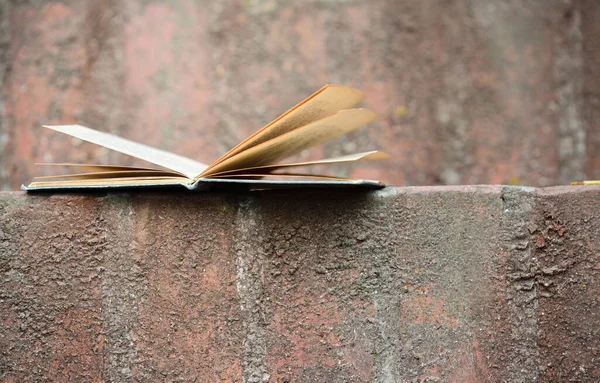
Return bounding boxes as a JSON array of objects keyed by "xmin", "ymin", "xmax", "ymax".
[
  {"xmin": 1, "ymin": 185, "xmax": 600, "ymax": 382},
  {"xmin": 1, "ymin": 0, "xmax": 600, "ymax": 191},
  {"xmin": 534, "ymin": 187, "xmax": 600, "ymax": 382}
]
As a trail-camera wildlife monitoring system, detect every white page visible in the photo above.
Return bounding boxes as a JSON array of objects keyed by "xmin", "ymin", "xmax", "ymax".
[{"xmin": 43, "ymin": 125, "xmax": 208, "ymax": 179}]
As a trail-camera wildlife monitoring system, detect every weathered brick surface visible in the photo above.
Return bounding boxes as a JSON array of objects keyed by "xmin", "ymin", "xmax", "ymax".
[
  {"xmin": 1, "ymin": 185, "xmax": 600, "ymax": 382},
  {"xmin": 0, "ymin": 192, "xmax": 244, "ymax": 382},
  {"xmin": 0, "ymin": 194, "xmax": 105, "ymax": 382},
  {"xmin": 534, "ymin": 187, "xmax": 600, "ymax": 381},
  {"xmin": 1, "ymin": 0, "xmax": 599, "ymax": 191}
]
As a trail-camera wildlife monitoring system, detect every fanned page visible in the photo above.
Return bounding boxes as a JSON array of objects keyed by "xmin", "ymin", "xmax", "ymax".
[
  {"xmin": 201, "ymin": 108, "xmax": 378, "ymax": 177},
  {"xmin": 30, "ymin": 151, "xmax": 388, "ymax": 187},
  {"xmin": 42, "ymin": 125, "xmax": 209, "ymax": 179},
  {"xmin": 212, "ymin": 174, "xmax": 351, "ymax": 180},
  {"xmin": 209, "ymin": 150, "xmax": 389, "ymax": 177},
  {"xmin": 32, "ymin": 170, "xmax": 180, "ymax": 181},
  {"xmin": 35, "ymin": 163, "xmax": 165, "ymax": 172},
  {"xmin": 28, "ymin": 176, "xmax": 190, "ymax": 188},
  {"xmin": 204, "ymin": 84, "xmax": 365, "ymax": 172}
]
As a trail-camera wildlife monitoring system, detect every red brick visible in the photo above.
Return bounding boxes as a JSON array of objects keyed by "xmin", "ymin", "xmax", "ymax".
[
  {"xmin": 535, "ymin": 187, "xmax": 600, "ymax": 382},
  {"xmin": 0, "ymin": 194, "xmax": 105, "ymax": 382},
  {"xmin": 1, "ymin": 1, "xmax": 598, "ymax": 190},
  {"xmin": 2, "ymin": 185, "xmax": 600, "ymax": 381}
]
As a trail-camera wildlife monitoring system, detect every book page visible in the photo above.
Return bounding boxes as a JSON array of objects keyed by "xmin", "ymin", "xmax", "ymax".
[
  {"xmin": 43, "ymin": 125, "xmax": 208, "ymax": 179},
  {"xmin": 35, "ymin": 163, "xmax": 163, "ymax": 172},
  {"xmin": 28, "ymin": 176, "xmax": 191, "ymax": 188},
  {"xmin": 201, "ymin": 108, "xmax": 378, "ymax": 177},
  {"xmin": 212, "ymin": 173, "xmax": 351, "ymax": 180},
  {"xmin": 33, "ymin": 170, "xmax": 179, "ymax": 181},
  {"xmin": 205, "ymin": 84, "xmax": 365, "ymax": 172},
  {"xmin": 32, "ymin": 152, "xmax": 387, "ymax": 183},
  {"xmin": 209, "ymin": 150, "xmax": 389, "ymax": 176}
]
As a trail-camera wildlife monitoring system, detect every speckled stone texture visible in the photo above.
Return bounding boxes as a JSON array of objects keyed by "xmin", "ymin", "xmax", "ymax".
[
  {"xmin": 1, "ymin": 0, "xmax": 600, "ymax": 191},
  {"xmin": 1, "ymin": 185, "xmax": 599, "ymax": 382}
]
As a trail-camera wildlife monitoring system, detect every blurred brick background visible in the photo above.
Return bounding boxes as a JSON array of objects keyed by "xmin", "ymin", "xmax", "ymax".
[{"xmin": 0, "ymin": 0, "xmax": 599, "ymax": 190}]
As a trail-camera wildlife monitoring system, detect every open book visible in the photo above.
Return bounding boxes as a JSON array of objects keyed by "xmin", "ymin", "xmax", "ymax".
[{"xmin": 23, "ymin": 84, "xmax": 389, "ymax": 191}]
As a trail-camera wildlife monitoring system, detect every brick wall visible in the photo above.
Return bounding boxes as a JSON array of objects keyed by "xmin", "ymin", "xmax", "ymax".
[
  {"xmin": 1, "ymin": 185, "xmax": 600, "ymax": 382},
  {"xmin": 1, "ymin": 0, "xmax": 600, "ymax": 190}
]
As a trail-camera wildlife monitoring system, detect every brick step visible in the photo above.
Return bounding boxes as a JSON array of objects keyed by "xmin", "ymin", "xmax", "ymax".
[{"xmin": 1, "ymin": 186, "xmax": 599, "ymax": 382}]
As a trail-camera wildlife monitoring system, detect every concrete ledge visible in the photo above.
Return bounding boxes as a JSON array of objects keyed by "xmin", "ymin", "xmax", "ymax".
[{"xmin": 1, "ymin": 186, "xmax": 599, "ymax": 382}]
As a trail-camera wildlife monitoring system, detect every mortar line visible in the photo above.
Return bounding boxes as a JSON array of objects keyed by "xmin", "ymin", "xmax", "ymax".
[
  {"xmin": 555, "ymin": 4, "xmax": 586, "ymax": 184},
  {"xmin": 501, "ymin": 187, "xmax": 540, "ymax": 383},
  {"xmin": 0, "ymin": 1, "xmax": 10, "ymax": 191},
  {"xmin": 99, "ymin": 194, "xmax": 139, "ymax": 383},
  {"xmin": 234, "ymin": 197, "xmax": 269, "ymax": 383},
  {"xmin": 369, "ymin": 189, "xmax": 403, "ymax": 383}
]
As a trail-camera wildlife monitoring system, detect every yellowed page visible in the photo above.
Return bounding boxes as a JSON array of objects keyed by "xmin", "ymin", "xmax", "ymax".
[
  {"xmin": 201, "ymin": 108, "xmax": 378, "ymax": 176},
  {"xmin": 35, "ymin": 163, "xmax": 163, "ymax": 172},
  {"xmin": 33, "ymin": 170, "xmax": 180, "ymax": 181},
  {"xmin": 43, "ymin": 125, "xmax": 207, "ymax": 178},
  {"xmin": 212, "ymin": 173, "xmax": 351, "ymax": 180},
  {"xmin": 209, "ymin": 150, "xmax": 389, "ymax": 176},
  {"xmin": 206, "ymin": 84, "xmax": 365, "ymax": 171},
  {"xmin": 28, "ymin": 176, "xmax": 191, "ymax": 188}
]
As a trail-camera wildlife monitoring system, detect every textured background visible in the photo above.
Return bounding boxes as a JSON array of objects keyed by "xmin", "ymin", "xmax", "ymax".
[
  {"xmin": 2, "ymin": 185, "xmax": 600, "ymax": 382},
  {"xmin": 1, "ymin": 0, "xmax": 599, "ymax": 190}
]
